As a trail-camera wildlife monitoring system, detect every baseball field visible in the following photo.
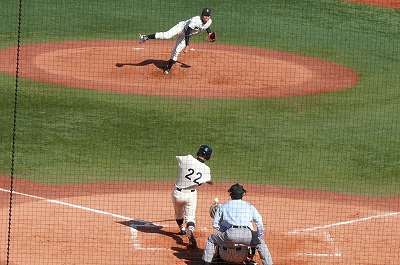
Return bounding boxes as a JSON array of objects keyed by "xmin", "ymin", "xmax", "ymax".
[{"xmin": 1, "ymin": 0, "xmax": 399, "ymax": 264}]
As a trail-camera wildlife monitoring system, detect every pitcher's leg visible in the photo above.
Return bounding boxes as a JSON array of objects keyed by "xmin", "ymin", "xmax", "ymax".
[
  {"xmin": 170, "ymin": 37, "xmax": 186, "ymax": 61},
  {"xmin": 155, "ymin": 22, "xmax": 184, "ymax": 39},
  {"xmin": 164, "ymin": 37, "xmax": 185, "ymax": 74}
]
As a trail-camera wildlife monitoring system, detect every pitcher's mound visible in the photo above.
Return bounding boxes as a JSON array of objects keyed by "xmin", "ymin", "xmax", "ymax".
[{"xmin": 0, "ymin": 40, "xmax": 359, "ymax": 98}]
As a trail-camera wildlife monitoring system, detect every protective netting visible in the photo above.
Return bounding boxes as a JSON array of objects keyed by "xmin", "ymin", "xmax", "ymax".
[{"xmin": 1, "ymin": 1, "xmax": 400, "ymax": 264}]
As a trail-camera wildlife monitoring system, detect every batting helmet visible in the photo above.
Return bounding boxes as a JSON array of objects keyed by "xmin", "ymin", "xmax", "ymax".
[
  {"xmin": 228, "ymin": 183, "xmax": 246, "ymax": 199},
  {"xmin": 197, "ymin": 144, "xmax": 212, "ymax": 160},
  {"xmin": 201, "ymin": 8, "xmax": 211, "ymax": 17}
]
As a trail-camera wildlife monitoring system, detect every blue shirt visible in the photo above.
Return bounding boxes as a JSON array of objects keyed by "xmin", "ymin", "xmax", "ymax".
[{"xmin": 213, "ymin": 199, "xmax": 265, "ymax": 238}]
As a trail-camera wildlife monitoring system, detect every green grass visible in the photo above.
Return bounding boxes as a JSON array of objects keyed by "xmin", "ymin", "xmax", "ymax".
[{"xmin": 1, "ymin": 0, "xmax": 400, "ymax": 197}]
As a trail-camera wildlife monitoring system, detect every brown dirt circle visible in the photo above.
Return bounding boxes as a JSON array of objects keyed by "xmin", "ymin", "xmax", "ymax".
[
  {"xmin": 1, "ymin": 177, "xmax": 399, "ymax": 265},
  {"xmin": 0, "ymin": 40, "xmax": 359, "ymax": 98},
  {"xmin": 345, "ymin": 0, "xmax": 400, "ymax": 9}
]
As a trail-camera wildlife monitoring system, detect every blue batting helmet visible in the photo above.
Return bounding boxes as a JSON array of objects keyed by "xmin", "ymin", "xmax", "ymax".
[{"xmin": 197, "ymin": 144, "xmax": 212, "ymax": 160}]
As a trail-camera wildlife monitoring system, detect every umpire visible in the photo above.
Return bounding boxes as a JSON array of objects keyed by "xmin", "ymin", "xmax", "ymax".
[{"xmin": 202, "ymin": 183, "xmax": 274, "ymax": 265}]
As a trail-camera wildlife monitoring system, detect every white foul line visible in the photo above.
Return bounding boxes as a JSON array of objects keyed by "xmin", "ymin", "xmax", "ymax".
[
  {"xmin": 0, "ymin": 187, "xmax": 167, "ymax": 251},
  {"xmin": 0, "ymin": 188, "xmax": 133, "ymax": 220},
  {"xmin": 288, "ymin": 210, "xmax": 400, "ymax": 258},
  {"xmin": 289, "ymin": 211, "xmax": 400, "ymax": 233}
]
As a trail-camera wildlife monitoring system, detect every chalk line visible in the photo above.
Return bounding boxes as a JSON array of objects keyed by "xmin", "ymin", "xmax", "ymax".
[
  {"xmin": 0, "ymin": 187, "xmax": 168, "ymax": 251},
  {"xmin": 290, "ymin": 211, "xmax": 400, "ymax": 233},
  {"xmin": 288, "ymin": 210, "xmax": 400, "ymax": 258}
]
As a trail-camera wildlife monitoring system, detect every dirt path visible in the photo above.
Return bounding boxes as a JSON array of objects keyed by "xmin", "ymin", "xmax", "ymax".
[{"xmin": 1, "ymin": 177, "xmax": 399, "ymax": 264}]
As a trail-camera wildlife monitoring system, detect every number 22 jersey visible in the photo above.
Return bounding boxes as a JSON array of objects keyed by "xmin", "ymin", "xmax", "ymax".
[{"xmin": 175, "ymin": 155, "xmax": 211, "ymax": 189}]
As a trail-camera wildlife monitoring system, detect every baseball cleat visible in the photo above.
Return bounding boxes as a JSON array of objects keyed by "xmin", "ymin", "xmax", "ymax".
[
  {"xmin": 179, "ymin": 226, "xmax": 186, "ymax": 235},
  {"xmin": 163, "ymin": 68, "xmax": 170, "ymax": 75},
  {"xmin": 187, "ymin": 229, "xmax": 197, "ymax": 248},
  {"xmin": 139, "ymin": 34, "xmax": 148, "ymax": 44}
]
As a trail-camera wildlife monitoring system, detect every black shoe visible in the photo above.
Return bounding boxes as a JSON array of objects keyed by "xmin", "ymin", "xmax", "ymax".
[
  {"xmin": 187, "ymin": 229, "xmax": 197, "ymax": 248},
  {"xmin": 139, "ymin": 34, "xmax": 148, "ymax": 44},
  {"xmin": 164, "ymin": 59, "xmax": 176, "ymax": 75}
]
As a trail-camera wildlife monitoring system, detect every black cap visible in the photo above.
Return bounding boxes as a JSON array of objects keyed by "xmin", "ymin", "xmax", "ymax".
[
  {"xmin": 228, "ymin": 183, "xmax": 246, "ymax": 199},
  {"xmin": 202, "ymin": 8, "xmax": 211, "ymax": 16}
]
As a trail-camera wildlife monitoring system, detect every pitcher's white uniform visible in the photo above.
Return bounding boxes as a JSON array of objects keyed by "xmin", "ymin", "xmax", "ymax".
[
  {"xmin": 139, "ymin": 8, "xmax": 213, "ymax": 75},
  {"xmin": 172, "ymin": 154, "xmax": 212, "ymax": 224},
  {"xmin": 156, "ymin": 16, "xmax": 212, "ymax": 61}
]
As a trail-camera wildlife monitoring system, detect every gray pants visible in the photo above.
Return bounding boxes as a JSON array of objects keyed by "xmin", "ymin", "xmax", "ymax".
[{"xmin": 202, "ymin": 227, "xmax": 273, "ymax": 265}]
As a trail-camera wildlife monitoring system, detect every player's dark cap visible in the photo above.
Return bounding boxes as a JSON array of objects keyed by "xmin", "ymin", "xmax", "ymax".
[
  {"xmin": 197, "ymin": 144, "xmax": 212, "ymax": 160},
  {"xmin": 228, "ymin": 183, "xmax": 246, "ymax": 199},
  {"xmin": 202, "ymin": 8, "xmax": 211, "ymax": 16}
]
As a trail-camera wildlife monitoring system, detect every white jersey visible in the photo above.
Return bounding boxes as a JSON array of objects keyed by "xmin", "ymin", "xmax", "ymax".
[
  {"xmin": 184, "ymin": 16, "xmax": 212, "ymax": 36},
  {"xmin": 153, "ymin": 14, "xmax": 213, "ymax": 62},
  {"xmin": 175, "ymin": 155, "xmax": 211, "ymax": 189}
]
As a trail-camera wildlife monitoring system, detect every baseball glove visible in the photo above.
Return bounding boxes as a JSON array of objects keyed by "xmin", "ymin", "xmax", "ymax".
[
  {"xmin": 205, "ymin": 32, "xmax": 217, "ymax": 42},
  {"xmin": 209, "ymin": 203, "xmax": 220, "ymax": 219}
]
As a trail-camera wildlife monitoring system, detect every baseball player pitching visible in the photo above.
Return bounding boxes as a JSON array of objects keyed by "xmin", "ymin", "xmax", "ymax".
[
  {"xmin": 172, "ymin": 144, "xmax": 213, "ymax": 248},
  {"xmin": 139, "ymin": 8, "xmax": 216, "ymax": 74}
]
